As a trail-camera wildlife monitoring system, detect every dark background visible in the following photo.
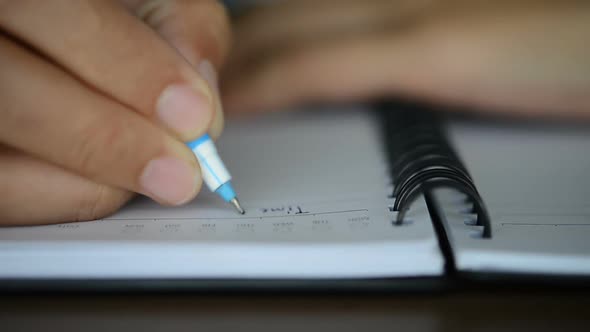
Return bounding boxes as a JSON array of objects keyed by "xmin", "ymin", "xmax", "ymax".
[{"xmin": 2, "ymin": 289, "xmax": 590, "ymax": 332}]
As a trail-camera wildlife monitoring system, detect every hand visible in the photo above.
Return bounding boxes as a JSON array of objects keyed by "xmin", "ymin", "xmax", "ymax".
[
  {"xmin": 0, "ymin": 0, "xmax": 231, "ymax": 225},
  {"xmin": 222, "ymin": 0, "xmax": 590, "ymax": 118}
]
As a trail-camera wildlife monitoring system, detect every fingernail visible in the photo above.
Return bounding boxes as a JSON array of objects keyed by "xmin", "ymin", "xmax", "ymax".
[
  {"xmin": 156, "ymin": 84, "xmax": 213, "ymax": 137},
  {"xmin": 198, "ymin": 60, "xmax": 219, "ymax": 92},
  {"xmin": 140, "ymin": 156, "xmax": 200, "ymax": 205}
]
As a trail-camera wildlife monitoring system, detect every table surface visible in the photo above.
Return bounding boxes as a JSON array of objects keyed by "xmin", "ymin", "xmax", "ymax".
[{"xmin": 1, "ymin": 289, "xmax": 590, "ymax": 332}]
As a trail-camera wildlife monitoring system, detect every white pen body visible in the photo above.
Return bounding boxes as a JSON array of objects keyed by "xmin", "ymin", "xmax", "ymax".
[{"xmin": 190, "ymin": 136, "xmax": 232, "ymax": 192}]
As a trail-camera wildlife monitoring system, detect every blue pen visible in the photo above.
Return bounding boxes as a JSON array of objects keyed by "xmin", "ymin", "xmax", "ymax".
[{"xmin": 187, "ymin": 134, "xmax": 245, "ymax": 214}]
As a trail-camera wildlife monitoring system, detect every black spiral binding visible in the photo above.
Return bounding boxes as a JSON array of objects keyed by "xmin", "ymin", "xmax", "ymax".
[{"xmin": 379, "ymin": 102, "xmax": 492, "ymax": 238}]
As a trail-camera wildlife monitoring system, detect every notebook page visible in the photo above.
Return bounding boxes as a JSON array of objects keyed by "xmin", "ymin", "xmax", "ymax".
[
  {"xmin": 441, "ymin": 121, "xmax": 590, "ymax": 275},
  {"xmin": 0, "ymin": 107, "xmax": 443, "ymax": 279}
]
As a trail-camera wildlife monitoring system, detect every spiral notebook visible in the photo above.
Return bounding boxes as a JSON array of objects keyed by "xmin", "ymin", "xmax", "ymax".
[{"xmin": 1, "ymin": 103, "xmax": 589, "ymax": 291}]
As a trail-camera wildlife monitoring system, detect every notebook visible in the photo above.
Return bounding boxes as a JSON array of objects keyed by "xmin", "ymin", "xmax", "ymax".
[
  {"xmin": 1, "ymin": 103, "xmax": 589, "ymax": 290},
  {"xmin": 442, "ymin": 120, "xmax": 590, "ymax": 276}
]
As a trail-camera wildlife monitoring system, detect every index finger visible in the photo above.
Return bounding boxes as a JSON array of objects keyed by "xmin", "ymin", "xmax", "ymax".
[{"xmin": 0, "ymin": 0, "xmax": 230, "ymax": 140}]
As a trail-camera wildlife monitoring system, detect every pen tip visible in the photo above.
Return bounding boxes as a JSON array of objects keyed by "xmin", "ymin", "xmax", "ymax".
[{"xmin": 230, "ymin": 198, "xmax": 245, "ymax": 215}]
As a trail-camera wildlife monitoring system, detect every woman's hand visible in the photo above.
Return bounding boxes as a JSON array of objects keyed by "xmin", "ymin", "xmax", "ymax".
[
  {"xmin": 222, "ymin": 0, "xmax": 590, "ymax": 118},
  {"xmin": 0, "ymin": 0, "xmax": 231, "ymax": 225}
]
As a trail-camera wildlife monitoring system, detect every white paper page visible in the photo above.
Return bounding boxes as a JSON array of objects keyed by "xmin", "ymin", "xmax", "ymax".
[
  {"xmin": 441, "ymin": 121, "xmax": 590, "ymax": 275},
  {"xmin": 0, "ymin": 107, "xmax": 442, "ymax": 279}
]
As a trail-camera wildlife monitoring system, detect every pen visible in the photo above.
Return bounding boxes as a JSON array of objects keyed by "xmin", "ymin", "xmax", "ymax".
[{"xmin": 187, "ymin": 134, "xmax": 245, "ymax": 214}]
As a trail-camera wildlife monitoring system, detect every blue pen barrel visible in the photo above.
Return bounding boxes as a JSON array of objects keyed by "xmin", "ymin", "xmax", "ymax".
[
  {"xmin": 186, "ymin": 134, "xmax": 242, "ymax": 213},
  {"xmin": 215, "ymin": 182, "xmax": 237, "ymax": 202}
]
